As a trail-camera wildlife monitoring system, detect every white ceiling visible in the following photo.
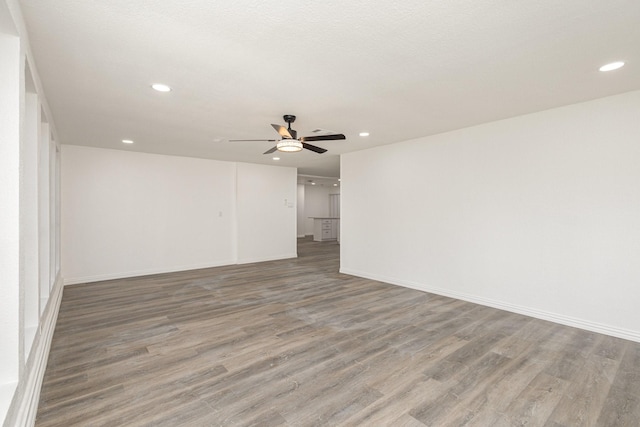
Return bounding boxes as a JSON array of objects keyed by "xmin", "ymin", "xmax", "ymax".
[{"xmin": 19, "ymin": 0, "xmax": 640, "ymax": 178}]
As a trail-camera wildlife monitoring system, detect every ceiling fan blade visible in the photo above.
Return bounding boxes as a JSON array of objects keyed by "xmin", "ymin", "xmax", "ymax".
[
  {"xmin": 300, "ymin": 134, "xmax": 346, "ymax": 142},
  {"xmin": 263, "ymin": 146, "xmax": 278, "ymax": 154},
  {"xmin": 271, "ymin": 124, "xmax": 293, "ymax": 139},
  {"xmin": 229, "ymin": 139, "xmax": 277, "ymax": 142},
  {"xmin": 302, "ymin": 143, "xmax": 327, "ymax": 154}
]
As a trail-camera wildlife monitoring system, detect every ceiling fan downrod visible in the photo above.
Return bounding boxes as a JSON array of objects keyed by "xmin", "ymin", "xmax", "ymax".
[{"xmin": 283, "ymin": 115, "xmax": 297, "ymax": 139}]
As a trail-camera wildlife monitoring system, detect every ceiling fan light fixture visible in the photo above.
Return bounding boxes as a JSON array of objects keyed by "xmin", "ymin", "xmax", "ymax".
[{"xmin": 277, "ymin": 139, "xmax": 303, "ymax": 152}]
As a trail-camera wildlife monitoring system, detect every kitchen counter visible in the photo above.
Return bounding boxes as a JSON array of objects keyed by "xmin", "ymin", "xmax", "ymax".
[{"xmin": 310, "ymin": 218, "xmax": 340, "ymax": 242}]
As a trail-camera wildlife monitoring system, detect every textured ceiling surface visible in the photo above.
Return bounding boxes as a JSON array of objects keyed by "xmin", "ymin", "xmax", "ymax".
[{"xmin": 19, "ymin": 0, "xmax": 640, "ymax": 177}]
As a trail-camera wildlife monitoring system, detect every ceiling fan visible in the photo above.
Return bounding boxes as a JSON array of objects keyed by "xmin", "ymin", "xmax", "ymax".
[{"xmin": 230, "ymin": 115, "xmax": 346, "ymax": 154}]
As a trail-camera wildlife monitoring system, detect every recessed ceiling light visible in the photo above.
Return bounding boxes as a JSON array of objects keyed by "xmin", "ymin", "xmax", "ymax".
[
  {"xmin": 599, "ymin": 61, "xmax": 625, "ymax": 72},
  {"xmin": 311, "ymin": 182, "xmax": 316, "ymax": 185},
  {"xmin": 122, "ymin": 139, "xmax": 134, "ymax": 144},
  {"xmin": 359, "ymin": 132, "xmax": 370, "ymax": 137},
  {"xmin": 151, "ymin": 83, "xmax": 172, "ymax": 92},
  {"xmin": 272, "ymin": 157, "xmax": 280, "ymax": 161},
  {"xmin": 333, "ymin": 183, "xmax": 338, "ymax": 187}
]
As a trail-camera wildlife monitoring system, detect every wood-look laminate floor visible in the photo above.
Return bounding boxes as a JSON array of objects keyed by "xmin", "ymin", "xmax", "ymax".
[{"xmin": 37, "ymin": 238, "xmax": 640, "ymax": 426}]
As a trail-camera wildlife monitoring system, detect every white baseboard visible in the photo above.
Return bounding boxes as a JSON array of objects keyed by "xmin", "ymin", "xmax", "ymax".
[
  {"xmin": 237, "ymin": 253, "xmax": 298, "ymax": 265},
  {"xmin": 64, "ymin": 259, "xmax": 237, "ymax": 286},
  {"xmin": 339, "ymin": 267, "xmax": 640, "ymax": 343},
  {"xmin": 64, "ymin": 254, "xmax": 300, "ymax": 286},
  {"xmin": 6, "ymin": 272, "xmax": 64, "ymax": 426}
]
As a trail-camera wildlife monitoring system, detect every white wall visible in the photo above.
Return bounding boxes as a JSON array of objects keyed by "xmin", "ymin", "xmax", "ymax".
[
  {"xmin": 341, "ymin": 90, "xmax": 640, "ymax": 342},
  {"xmin": 236, "ymin": 162, "xmax": 297, "ymax": 263},
  {"xmin": 296, "ymin": 184, "xmax": 305, "ymax": 237},
  {"xmin": 61, "ymin": 146, "xmax": 297, "ymax": 283},
  {"xmin": 303, "ymin": 185, "xmax": 340, "ymax": 235}
]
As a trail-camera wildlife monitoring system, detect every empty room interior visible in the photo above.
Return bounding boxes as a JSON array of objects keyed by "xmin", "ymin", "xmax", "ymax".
[{"xmin": 2, "ymin": 1, "xmax": 640, "ymax": 426}]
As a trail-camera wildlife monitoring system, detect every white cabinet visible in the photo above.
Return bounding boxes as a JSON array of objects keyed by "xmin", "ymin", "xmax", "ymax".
[{"xmin": 312, "ymin": 218, "xmax": 339, "ymax": 241}]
